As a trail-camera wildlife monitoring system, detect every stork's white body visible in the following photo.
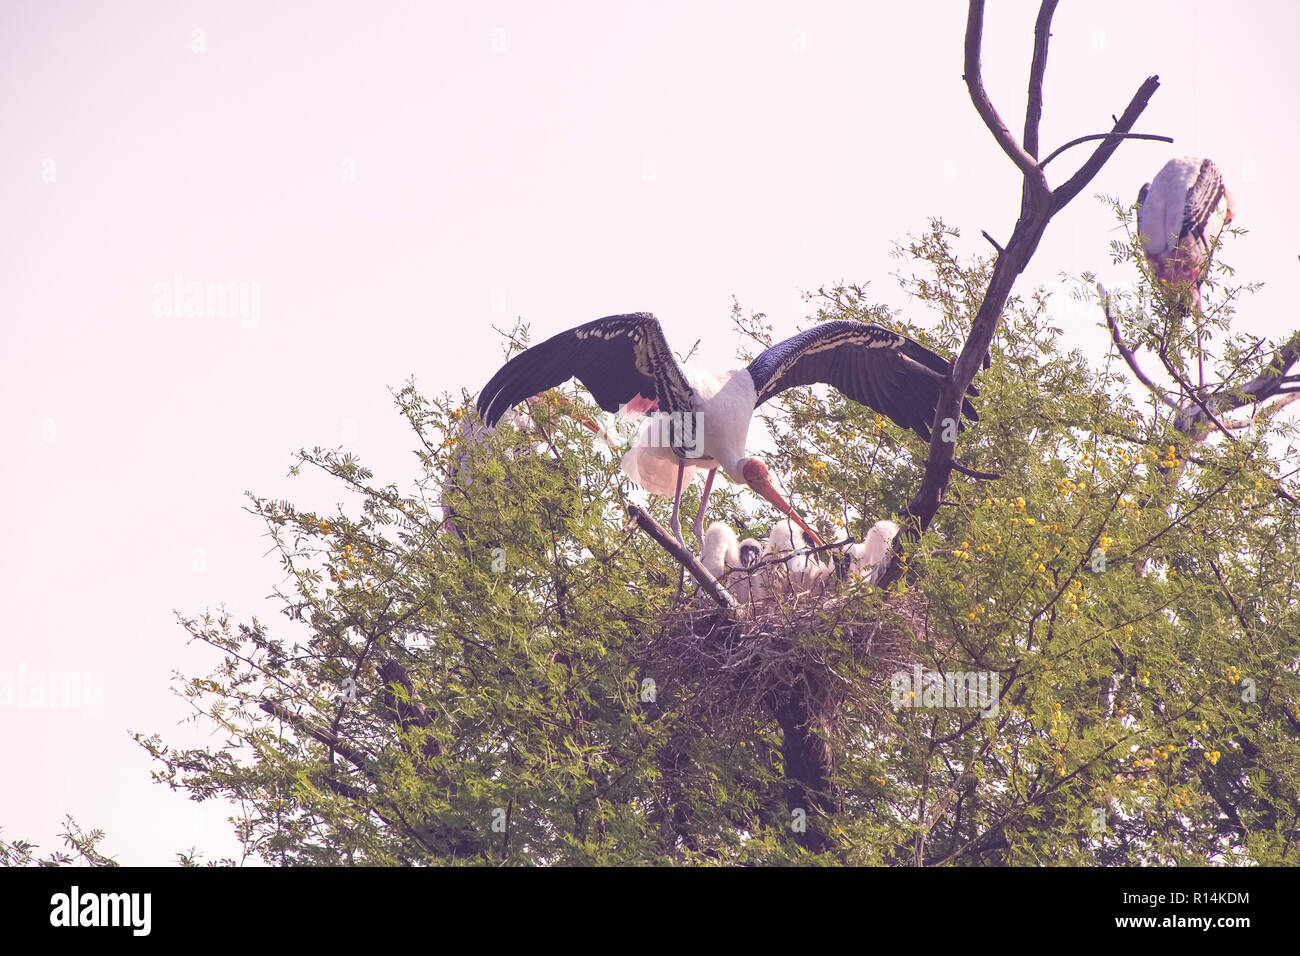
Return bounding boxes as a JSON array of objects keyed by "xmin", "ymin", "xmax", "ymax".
[
  {"xmin": 1136, "ymin": 156, "xmax": 1234, "ymax": 313},
  {"xmin": 1137, "ymin": 157, "xmax": 1205, "ymax": 261},
  {"xmin": 620, "ymin": 365, "xmax": 758, "ymax": 496}
]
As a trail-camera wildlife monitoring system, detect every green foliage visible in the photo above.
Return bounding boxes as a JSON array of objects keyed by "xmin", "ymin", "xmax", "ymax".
[
  {"xmin": 140, "ymin": 217, "xmax": 1300, "ymax": 865},
  {"xmin": 0, "ymin": 817, "xmax": 119, "ymax": 867}
]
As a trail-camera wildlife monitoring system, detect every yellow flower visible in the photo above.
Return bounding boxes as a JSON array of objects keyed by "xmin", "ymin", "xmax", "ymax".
[{"xmin": 319, "ymin": 521, "xmax": 331, "ymax": 534}]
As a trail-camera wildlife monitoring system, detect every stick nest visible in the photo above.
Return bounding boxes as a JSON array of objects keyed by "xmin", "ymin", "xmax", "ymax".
[{"xmin": 638, "ymin": 586, "xmax": 940, "ymax": 743}]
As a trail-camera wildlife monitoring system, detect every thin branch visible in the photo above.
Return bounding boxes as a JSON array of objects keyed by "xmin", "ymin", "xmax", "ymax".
[
  {"xmin": 963, "ymin": 0, "xmax": 1051, "ymax": 192},
  {"xmin": 1218, "ymin": 393, "xmax": 1300, "ymax": 429},
  {"xmin": 952, "ymin": 459, "xmax": 1001, "ymax": 480},
  {"xmin": 1021, "ymin": 0, "xmax": 1057, "ymax": 159},
  {"xmin": 1097, "ymin": 282, "xmax": 1182, "ymax": 412},
  {"xmin": 260, "ymin": 699, "xmax": 374, "ymax": 774},
  {"xmin": 1161, "ymin": 360, "xmax": 1239, "ymax": 442},
  {"xmin": 1052, "ymin": 74, "xmax": 1161, "ymax": 212},
  {"xmin": 1038, "ymin": 132, "xmax": 1173, "ymax": 169},
  {"xmin": 981, "ymin": 230, "xmax": 1004, "ymax": 254}
]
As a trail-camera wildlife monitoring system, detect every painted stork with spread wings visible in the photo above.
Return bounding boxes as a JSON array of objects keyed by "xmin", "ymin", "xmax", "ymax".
[
  {"xmin": 1136, "ymin": 156, "xmax": 1235, "ymax": 315},
  {"xmin": 476, "ymin": 313, "xmax": 978, "ymax": 547}
]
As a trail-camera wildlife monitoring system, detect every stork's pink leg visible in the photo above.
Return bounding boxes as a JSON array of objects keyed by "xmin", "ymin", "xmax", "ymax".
[
  {"xmin": 693, "ymin": 468, "xmax": 717, "ymax": 546},
  {"xmin": 669, "ymin": 460, "xmax": 687, "ymax": 546}
]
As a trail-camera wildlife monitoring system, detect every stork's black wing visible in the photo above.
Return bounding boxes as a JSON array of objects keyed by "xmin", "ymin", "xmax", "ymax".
[
  {"xmin": 476, "ymin": 313, "xmax": 695, "ymax": 426},
  {"xmin": 1181, "ymin": 158, "xmax": 1227, "ymax": 245},
  {"xmin": 747, "ymin": 320, "xmax": 978, "ymax": 441}
]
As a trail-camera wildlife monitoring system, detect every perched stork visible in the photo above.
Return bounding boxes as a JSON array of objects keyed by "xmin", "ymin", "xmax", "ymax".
[
  {"xmin": 476, "ymin": 313, "xmax": 977, "ymax": 547},
  {"xmin": 1136, "ymin": 156, "xmax": 1235, "ymax": 316},
  {"xmin": 700, "ymin": 521, "xmax": 766, "ymax": 603}
]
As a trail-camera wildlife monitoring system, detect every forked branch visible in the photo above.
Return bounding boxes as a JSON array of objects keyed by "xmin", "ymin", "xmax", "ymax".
[{"xmin": 883, "ymin": 1, "xmax": 1165, "ymax": 585}]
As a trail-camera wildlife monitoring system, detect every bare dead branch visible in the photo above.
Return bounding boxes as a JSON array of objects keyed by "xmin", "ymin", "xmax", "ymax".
[
  {"xmin": 1051, "ymin": 75, "xmax": 1162, "ymax": 213},
  {"xmin": 1039, "ymin": 132, "xmax": 1173, "ymax": 169},
  {"xmin": 883, "ymin": 2, "xmax": 1163, "ymax": 587},
  {"xmin": 964, "ymin": 0, "xmax": 1051, "ymax": 192},
  {"xmin": 981, "ymin": 230, "xmax": 1004, "ymax": 254},
  {"xmin": 1178, "ymin": 332, "xmax": 1300, "ymax": 433},
  {"xmin": 1219, "ymin": 393, "xmax": 1300, "ymax": 429},
  {"xmin": 1022, "ymin": 0, "xmax": 1058, "ymax": 160}
]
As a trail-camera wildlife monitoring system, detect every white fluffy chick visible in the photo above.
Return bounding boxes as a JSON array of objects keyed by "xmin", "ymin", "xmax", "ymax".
[
  {"xmin": 840, "ymin": 519, "xmax": 900, "ymax": 585},
  {"xmin": 701, "ymin": 521, "xmax": 767, "ymax": 602},
  {"xmin": 766, "ymin": 519, "xmax": 830, "ymax": 595}
]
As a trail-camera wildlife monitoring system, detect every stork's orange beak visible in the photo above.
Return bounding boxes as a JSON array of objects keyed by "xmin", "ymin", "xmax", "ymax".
[{"xmin": 741, "ymin": 458, "xmax": 825, "ymax": 548}]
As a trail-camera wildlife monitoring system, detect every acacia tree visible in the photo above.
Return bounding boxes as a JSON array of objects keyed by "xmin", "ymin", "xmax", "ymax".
[{"xmin": 133, "ymin": 2, "xmax": 1300, "ymax": 865}]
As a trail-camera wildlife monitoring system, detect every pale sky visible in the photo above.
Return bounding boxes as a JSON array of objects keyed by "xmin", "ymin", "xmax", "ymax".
[{"xmin": 3, "ymin": 0, "xmax": 1297, "ymax": 865}]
